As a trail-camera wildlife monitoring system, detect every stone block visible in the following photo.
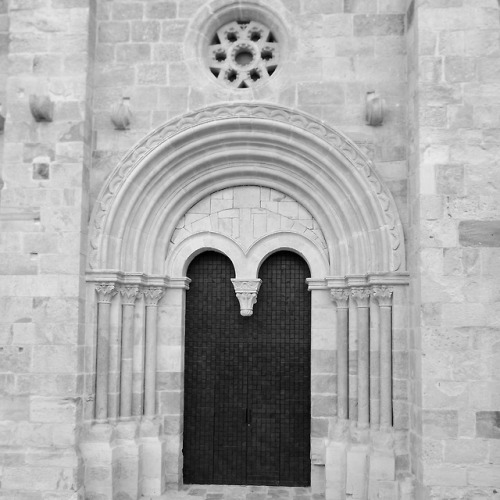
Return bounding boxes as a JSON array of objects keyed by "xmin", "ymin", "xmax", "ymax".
[
  {"xmin": 145, "ymin": 2, "xmax": 176, "ymax": 19},
  {"xmin": 344, "ymin": 0, "xmax": 377, "ymax": 13},
  {"xmin": 438, "ymin": 30, "xmax": 465, "ymax": 55},
  {"xmin": 0, "ymin": 395, "xmax": 29, "ymax": 420},
  {"xmin": 353, "ymin": 14, "xmax": 405, "ymax": 36},
  {"xmin": 322, "ymin": 14, "xmax": 353, "ymax": 37},
  {"xmin": 98, "ymin": 22, "xmax": 130, "ymax": 43},
  {"xmin": 422, "ymin": 409, "xmax": 459, "ymax": 439},
  {"xmin": 312, "ymin": 394, "xmax": 336, "ymax": 417},
  {"xmin": 116, "ymin": 43, "xmax": 151, "ymax": 63},
  {"xmin": 424, "ymin": 464, "xmax": 467, "ymax": 487},
  {"xmin": 435, "ymin": 164, "xmax": 464, "ymax": 195},
  {"xmin": 131, "ymin": 20, "xmax": 160, "ymax": 43},
  {"xmin": 304, "ymin": 0, "xmax": 343, "ymax": 13},
  {"xmin": 476, "ymin": 411, "xmax": 500, "ymax": 439},
  {"xmin": 444, "ymin": 438, "xmax": 489, "ymax": 463},
  {"xmin": 444, "ymin": 56, "xmax": 476, "ymax": 83},
  {"xmin": 111, "ymin": 2, "xmax": 143, "ymax": 21},
  {"xmin": 467, "ymin": 464, "xmax": 500, "ymax": 486},
  {"xmin": 346, "ymin": 445, "xmax": 368, "ymax": 498},
  {"xmin": 137, "ymin": 63, "xmax": 167, "ymax": 85},
  {"xmin": 312, "ymin": 349, "xmax": 336, "ymax": 374},
  {"xmin": 459, "ymin": 221, "xmax": 500, "ymax": 247},
  {"xmin": 298, "ymin": 82, "xmax": 345, "ymax": 105}
]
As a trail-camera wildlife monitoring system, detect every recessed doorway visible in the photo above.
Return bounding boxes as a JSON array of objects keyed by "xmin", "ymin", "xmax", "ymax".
[{"xmin": 183, "ymin": 251, "xmax": 311, "ymax": 486}]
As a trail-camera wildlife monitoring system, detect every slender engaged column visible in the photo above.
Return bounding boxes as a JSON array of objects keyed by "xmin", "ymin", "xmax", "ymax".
[
  {"xmin": 95, "ymin": 283, "xmax": 117, "ymax": 420},
  {"xmin": 351, "ymin": 288, "xmax": 371, "ymax": 428},
  {"xmin": 331, "ymin": 289, "xmax": 350, "ymax": 420},
  {"xmin": 143, "ymin": 287, "xmax": 164, "ymax": 417},
  {"xmin": 373, "ymin": 286, "xmax": 394, "ymax": 429},
  {"xmin": 119, "ymin": 285, "xmax": 141, "ymax": 418}
]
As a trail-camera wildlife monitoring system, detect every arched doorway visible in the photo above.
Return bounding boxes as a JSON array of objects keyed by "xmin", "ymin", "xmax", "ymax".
[{"xmin": 183, "ymin": 251, "xmax": 311, "ymax": 486}]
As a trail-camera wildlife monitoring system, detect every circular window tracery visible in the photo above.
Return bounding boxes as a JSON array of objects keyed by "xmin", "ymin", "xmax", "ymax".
[{"xmin": 208, "ymin": 20, "xmax": 279, "ymax": 89}]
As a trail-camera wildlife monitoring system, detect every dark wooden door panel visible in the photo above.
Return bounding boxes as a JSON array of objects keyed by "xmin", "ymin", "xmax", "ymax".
[{"xmin": 183, "ymin": 250, "xmax": 311, "ymax": 486}]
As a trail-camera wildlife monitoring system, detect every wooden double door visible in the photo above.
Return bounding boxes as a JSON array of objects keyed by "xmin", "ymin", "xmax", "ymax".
[{"xmin": 183, "ymin": 251, "xmax": 311, "ymax": 486}]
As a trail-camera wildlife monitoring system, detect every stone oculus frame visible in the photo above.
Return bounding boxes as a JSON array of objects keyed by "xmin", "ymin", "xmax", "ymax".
[{"xmin": 84, "ymin": 104, "xmax": 409, "ymax": 498}]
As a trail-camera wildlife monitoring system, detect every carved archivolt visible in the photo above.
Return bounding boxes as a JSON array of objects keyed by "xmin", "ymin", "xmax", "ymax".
[{"xmin": 88, "ymin": 103, "xmax": 405, "ymax": 275}]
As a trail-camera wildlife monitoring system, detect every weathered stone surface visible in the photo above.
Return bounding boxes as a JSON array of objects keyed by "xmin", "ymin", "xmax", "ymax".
[
  {"xmin": 459, "ymin": 221, "xmax": 500, "ymax": 247},
  {"xmin": 476, "ymin": 411, "xmax": 500, "ymax": 439}
]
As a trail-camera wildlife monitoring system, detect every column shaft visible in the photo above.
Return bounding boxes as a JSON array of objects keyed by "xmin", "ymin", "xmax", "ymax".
[
  {"xmin": 357, "ymin": 304, "xmax": 370, "ymax": 427},
  {"xmin": 120, "ymin": 303, "xmax": 135, "ymax": 417},
  {"xmin": 144, "ymin": 306, "xmax": 157, "ymax": 416},
  {"xmin": 380, "ymin": 305, "xmax": 393, "ymax": 428},
  {"xmin": 96, "ymin": 301, "xmax": 111, "ymax": 420},
  {"xmin": 337, "ymin": 306, "xmax": 349, "ymax": 419}
]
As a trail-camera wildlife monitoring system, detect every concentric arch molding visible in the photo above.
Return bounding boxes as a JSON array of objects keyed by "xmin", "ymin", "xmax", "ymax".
[{"xmin": 88, "ymin": 103, "xmax": 406, "ymax": 274}]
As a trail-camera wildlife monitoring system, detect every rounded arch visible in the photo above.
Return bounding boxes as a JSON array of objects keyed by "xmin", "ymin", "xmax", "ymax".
[
  {"xmin": 167, "ymin": 231, "xmax": 329, "ymax": 279},
  {"xmin": 88, "ymin": 103, "xmax": 406, "ymax": 276}
]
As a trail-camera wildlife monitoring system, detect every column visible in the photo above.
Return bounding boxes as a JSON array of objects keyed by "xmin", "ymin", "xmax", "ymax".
[
  {"xmin": 143, "ymin": 287, "xmax": 164, "ymax": 416},
  {"xmin": 372, "ymin": 286, "xmax": 393, "ymax": 429},
  {"xmin": 331, "ymin": 289, "xmax": 350, "ymax": 420},
  {"xmin": 95, "ymin": 283, "xmax": 117, "ymax": 420},
  {"xmin": 351, "ymin": 288, "xmax": 371, "ymax": 428},
  {"xmin": 119, "ymin": 285, "xmax": 141, "ymax": 418}
]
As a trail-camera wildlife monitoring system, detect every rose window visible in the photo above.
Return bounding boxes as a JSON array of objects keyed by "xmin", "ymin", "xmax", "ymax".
[{"xmin": 208, "ymin": 20, "xmax": 279, "ymax": 88}]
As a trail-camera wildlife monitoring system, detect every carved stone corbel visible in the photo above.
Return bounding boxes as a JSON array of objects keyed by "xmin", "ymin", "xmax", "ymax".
[{"xmin": 231, "ymin": 279, "xmax": 262, "ymax": 317}]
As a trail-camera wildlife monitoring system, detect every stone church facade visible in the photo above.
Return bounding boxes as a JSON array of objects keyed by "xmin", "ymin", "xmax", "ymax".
[{"xmin": 0, "ymin": 0, "xmax": 499, "ymax": 499}]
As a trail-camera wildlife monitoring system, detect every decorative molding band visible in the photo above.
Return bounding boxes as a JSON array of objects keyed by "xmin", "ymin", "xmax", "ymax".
[
  {"xmin": 231, "ymin": 279, "xmax": 262, "ymax": 317},
  {"xmin": 326, "ymin": 273, "xmax": 410, "ymax": 288},
  {"xmin": 306, "ymin": 278, "xmax": 329, "ymax": 291}
]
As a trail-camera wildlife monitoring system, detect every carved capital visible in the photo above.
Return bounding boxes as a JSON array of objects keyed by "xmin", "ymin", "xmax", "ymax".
[
  {"xmin": 143, "ymin": 287, "xmax": 164, "ymax": 307},
  {"xmin": 372, "ymin": 286, "xmax": 393, "ymax": 307},
  {"xmin": 231, "ymin": 279, "xmax": 262, "ymax": 317},
  {"xmin": 351, "ymin": 287, "xmax": 371, "ymax": 308},
  {"xmin": 119, "ymin": 285, "xmax": 141, "ymax": 306},
  {"xmin": 95, "ymin": 283, "xmax": 118, "ymax": 304},
  {"xmin": 330, "ymin": 289, "xmax": 350, "ymax": 309}
]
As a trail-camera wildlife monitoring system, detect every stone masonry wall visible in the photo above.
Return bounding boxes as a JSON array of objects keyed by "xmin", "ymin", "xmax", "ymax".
[
  {"xmin": 0, "ymin": 1, "xmax": 96, "ymax": 498},
  {"xmin": 409, "ymin": 0, "xmax": 500, "ymax": 498}
]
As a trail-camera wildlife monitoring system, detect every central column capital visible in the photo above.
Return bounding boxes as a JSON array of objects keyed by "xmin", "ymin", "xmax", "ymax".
[
  {"xmin": 119, "ymin": 285, "xmax": 141, "ymax": 305},
  {"xmin": 351, "ymin": 287, "xmax": 371, "ymax": 308},
  {"xmin": 231, "ymin": 278, "xmax": 262, "ymax": 317}
]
